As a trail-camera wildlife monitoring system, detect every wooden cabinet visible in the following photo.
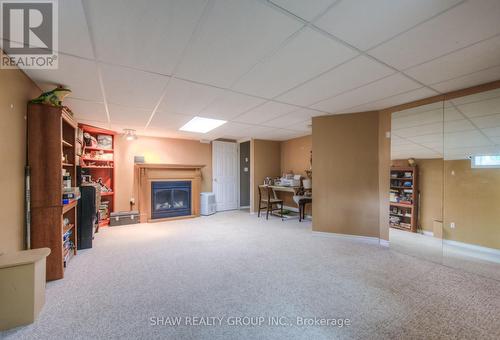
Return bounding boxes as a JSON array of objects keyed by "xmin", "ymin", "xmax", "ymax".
[
  {"xmin": 28, "ymin": 104, "xmax": 78, "ymax": 281},
  {"xmin": 78, "ymin": 124, "xmax": 116, "ymax": 227},
  {"xmin": 389, "ymin": 166, "xmax": 418, "ymax": 232}
]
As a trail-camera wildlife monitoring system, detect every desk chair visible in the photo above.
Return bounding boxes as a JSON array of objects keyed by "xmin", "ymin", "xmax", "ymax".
[
  {"xmin": 298, "ymin": 197, "xmax": 312, "ymax": 222},
  {"xmin": 258, "ymin": 185, "xmax": 283, "ymax": 220}
]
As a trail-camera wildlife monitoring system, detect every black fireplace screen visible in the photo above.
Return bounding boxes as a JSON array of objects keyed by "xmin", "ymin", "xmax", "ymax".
[{"xmin": 151, "ymin": 181, "xmax": 191, "ymax": 219}]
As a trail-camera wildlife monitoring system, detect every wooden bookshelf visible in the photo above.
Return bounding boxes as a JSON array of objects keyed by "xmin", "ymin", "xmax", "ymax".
[
  {"xmin": 28, "ymin": 104, "xmax": 78, "ymax": 281},
  {"xmin": 389, "ymin": 166, "xmax": 418, "ymax": 232},
  {"xmin": 78, "ymin": 124, "xmax": 116, "ymax": 226}
]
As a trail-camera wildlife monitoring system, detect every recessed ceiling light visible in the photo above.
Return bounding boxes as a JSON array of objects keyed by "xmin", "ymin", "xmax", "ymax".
[{"xmin": 179, "ymin": 116, "xmax": 226, "ymax": 133}]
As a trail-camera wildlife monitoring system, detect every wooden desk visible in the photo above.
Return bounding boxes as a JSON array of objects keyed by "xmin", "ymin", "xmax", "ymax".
[
  {"xmin": 267, "ymin": 185, "xmax": 301, "ymax": 197},
  {"xmin": 266, "ymin": 186, "xmax": 312, "ymax": 220}
]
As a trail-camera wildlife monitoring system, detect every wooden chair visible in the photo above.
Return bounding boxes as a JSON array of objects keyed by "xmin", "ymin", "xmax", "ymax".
[
  {"xmin": 258, "ymin": 185, "xmax": 284, "ymax": 220},
  {"xmin": 298, "ymin": 197, "xmax": 312, "ymax": 222}
]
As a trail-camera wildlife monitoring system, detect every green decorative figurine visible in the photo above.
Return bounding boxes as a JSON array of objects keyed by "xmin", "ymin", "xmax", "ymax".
[{"xmin": 30, "ymin": 87, "xmax": 72, "ymax": 107}]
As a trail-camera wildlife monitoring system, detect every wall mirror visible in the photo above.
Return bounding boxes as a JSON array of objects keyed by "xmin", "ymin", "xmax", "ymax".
[
  {"xmin": 443, "ymin": 88, "xmax": 500, "ymax": 281},
  {"xmin": 389, "ymin": 101, "xmax": 444, "ymax": 263}
]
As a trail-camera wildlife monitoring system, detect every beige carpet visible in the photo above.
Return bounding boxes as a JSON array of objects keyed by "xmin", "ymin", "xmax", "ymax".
[
  {"xmin": 390, "ymin": 228, "xmax": 500, "ymax": 281},
  {"xmin": 2, "ymin": 211, "xmax": 500, "ymax": 339}
]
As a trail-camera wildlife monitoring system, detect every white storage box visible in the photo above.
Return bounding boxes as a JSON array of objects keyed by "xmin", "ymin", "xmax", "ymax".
[{"xmin": 200, "ymin": 192, "xmax": 216, "ymax": 216}]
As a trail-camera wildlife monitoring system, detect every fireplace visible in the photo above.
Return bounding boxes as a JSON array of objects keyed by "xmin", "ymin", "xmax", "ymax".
[
  {"xmin": 151, "ymin": 181, "xmax": 191, "ymax": 219},
  {"xmin": 135, "ymin": 164, "xmax": 204, "ymax": 222}
]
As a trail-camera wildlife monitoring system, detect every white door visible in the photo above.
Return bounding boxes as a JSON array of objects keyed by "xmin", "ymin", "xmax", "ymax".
[{"xmin": 212, "ymin": 141, "xmax": 238, "ymax": 211}]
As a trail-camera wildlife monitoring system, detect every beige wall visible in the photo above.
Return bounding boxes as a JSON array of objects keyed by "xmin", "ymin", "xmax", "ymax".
[
  {"xmin": 392, "ymin": 158, "xmax": 444, "ymax": 233},
  {"xmin": 114, "ymin": 136, "xmax": 212, "ymax": 212},
  {"xmin": 0, "ymin": 68, "xmax": 40, "ymax": 254},
  {"xmin": 444, "ymin": 160, "xmax": 500, "ymax": 250},
  {"xmin": 312, "ymin": 112, "xmax": 381, "ymax": 238},
  {"xmin": 279, "ymin": 135, "xmax": 312, "ymax": 214},
  {"xmin": 391, "ymin": 158, "xmax": 499, "ymax": 250},
  {"xmin": 280, "ymin": 135, "xmax": 311, "ymax": 177},
  {"xmin": 250, "ymin": 139, "xmax": 281, "ymax": 212},
  {"xmin": 378, "ymin": 111, "xmax": 391, "ymax": 241}
]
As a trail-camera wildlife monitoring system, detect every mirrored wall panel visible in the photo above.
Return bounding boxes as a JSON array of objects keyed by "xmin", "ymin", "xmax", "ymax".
[
  {"xmin": 443, "ymin": 88, "xmax": 500, "ymax": 281},
  {"xmin": 390, "ymin": 101, "xmax": 444, "ymax": 263}
]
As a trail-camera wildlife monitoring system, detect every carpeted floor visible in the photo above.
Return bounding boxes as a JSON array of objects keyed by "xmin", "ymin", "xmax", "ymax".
[
  {"xmin": 2, "ymin": 211, "xmax": 500, "ymax": 339},
  {"xmin": 390, "ymin": 228, "xmax": 500, "ymax": 281}
]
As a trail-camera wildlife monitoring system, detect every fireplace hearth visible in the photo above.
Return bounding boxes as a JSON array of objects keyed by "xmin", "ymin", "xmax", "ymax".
[{"xmin": 151, "ymin": 181, "xmax": 191, "ymax": 219}]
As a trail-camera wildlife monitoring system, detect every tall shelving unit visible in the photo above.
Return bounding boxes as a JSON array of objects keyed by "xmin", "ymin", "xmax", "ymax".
[
  {"xmin": 78, "ymin": 124, "xmax": 116, "ymax": 227},
  {"xmin": 389, "ymin": 166, "xmax": 418, "ymax": 232},
  {"xmin": 28, "ymin": 103, "xmax": 78, "ymax": 281}
]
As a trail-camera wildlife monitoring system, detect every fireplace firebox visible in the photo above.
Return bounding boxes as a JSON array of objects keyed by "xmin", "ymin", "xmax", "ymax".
[{"xmin": 151, "ymin": 181, "xmax": 191, "ymax": 219}]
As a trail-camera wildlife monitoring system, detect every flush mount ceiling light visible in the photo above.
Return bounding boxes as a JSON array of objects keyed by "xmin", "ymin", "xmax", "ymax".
[
  {"xmin": 179, "ymin": 116, "xmax": 227, "ymax": 133},
  {"xmin": 123, "ymin": 128, "xmax": 137, "ymax": 141}
]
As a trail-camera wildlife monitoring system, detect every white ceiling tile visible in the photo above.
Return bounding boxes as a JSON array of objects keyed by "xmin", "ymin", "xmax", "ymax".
[
  {"xmin": 369, "ymin": 0, "xmax": 500, "ymax": 69},
  {"xmin": 233, "ymin": 27, "xmax": 358, "ymax": 98},
  {"xmin": 233, "ymin": 101, "xmax": 298, "ymax": 124},
  {"xmin": 471, "ymin": 113, "xmax": 500, "ymax": 129},
  {"xmin": 59, "ymin": 0, "xmax": 94, "ymax": 58},
  {"xmin": 431, "ymin": 65, "xmax": 500, "ymax": 93},
  {"xmin": 421, "ymin": 141, "xmax": 444, "ymax": 151},
  {"xmin": 409, "ymin": 133, "xmax": 444, "ymax": 144},
  {"xmin": 392, "ymin": 109, "xmax": 443, "ymax": 129},
  {"xmin": 262, "ymin": 108, "xmax": 317, "ymax": 128},
  {"xmin": 391, "ymin": 143, "xmax": 434, "ymax": 152},
  {"xmin": 405, "ymin": 35, "xmax": 500, "ymax": 85},
  {"xmin": 84, "ymin": 0, "xmax": 208, "ymax": 74},
  {"xmin": 100, "ymin": 64, "xmax": 170, "ymax": 110},
  {"xmin": 200, "ymin": 91, "xmax": 265, "ymax": 120},
  {"xmin": 444, "ymin": 119, "xmax": 476, "ymax": 133},
  {"xmin": 65, "ymin": 98, "xmax": 107, "ymax": 123},
  {"xmin": 277, "ymin": 56, "xmax": 394, "ymax": 106},
  {"xmin": 252, "ymin": 128, "xmax": 305, "ymax": 141},
  {"xmin": 444, "ymin": 107, "xmax": 464, "ymax": 121},
  {"xmin": 312, "ymin": 73, "xmax": 421, "ymax": 113},
  {"xmin": 450, "ymin": 88, "xmax": 500, "ymax": 106},
  {"xmin": 23, "ymin": 54, "xmax": 102, "ymax": 102},
  {"xmin": 394, "ymin": 122, "xmax": 442, "ymax": 138},
  {"xmin": 270, "ymin": 0, "xmax": 337, "ymax": 21},
  {"xmin": 391, "ymin": 137, "xmax": 416, "ymax": 147},
  {"xmin": 148, "ymin": 111, "xmax": 193, "ymax": 131},
  {"xmin": 316, "ymin": 0, "xmax": 461, "ymax": 51},
  {"xmin": 348, "ymin": 87, "xmax": 438, "ymax": 112},
  {"xmin": 444, "ymin": 130, "xmax": 492, "ymax": 148},
  {"xmin": 482, "ymin": 126, "xmax": 500, "ymax": 138},
  {"xmin": 108, "ymin": 104, "xmax": 151, "ymax": 126},
  {"xmin": 157, "ymin": 78, "xmax": 225, "ymax": 115},
  {"xmin": 489, "ymin": 136, "xmax": 500, "ymax": 144},
  {"xmin": 284, "ymin": 120, "xmax": 312, "ymax": 133},
  {"xmin": 205, "ymin": 122, "xmax": 274, "ymax": 140},
  {"xmin": 456, "ymin": 96, "xmax": 500, "ymax": 118},
  {"xmin": 138, "ymin": 128, "xmax": 200, "ymax": 140},
  {"xmin": 176, "ymin": 0, "xmax": 303, "ymax": 88}
]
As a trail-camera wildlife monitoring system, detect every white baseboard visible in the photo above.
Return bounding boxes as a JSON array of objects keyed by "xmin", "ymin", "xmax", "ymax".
[
  {"xmin": 379, "ymin": 239, "xmax": 390, "ymax": 247},
  {"xmin": 239, "ymin": 205, "xmax": 250, "ymax": 209},
  {"xmin": 312, "ymin": 231, "xmax": 380, "ymax": 245},
  {"xmin": 444, "ymin": 239, "xmax": 500, "ymax": 263},
  {"xmin": 422, "ymin": 230, "xmax": 434, "ymax": 237}
]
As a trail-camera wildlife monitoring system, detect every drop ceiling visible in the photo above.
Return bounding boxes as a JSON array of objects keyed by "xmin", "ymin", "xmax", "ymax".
[
  {"xmin": 392, "ymin": 88, "xmax": 500, "ymax": 160},
  {"xmin": 3, "ymin": 0, "xmax": 500, "ymax": 141}
]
